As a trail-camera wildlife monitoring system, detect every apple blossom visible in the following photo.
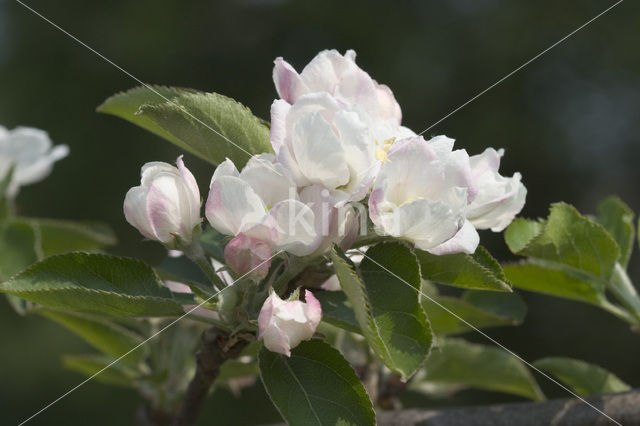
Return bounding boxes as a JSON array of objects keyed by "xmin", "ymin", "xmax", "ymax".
[
  {"xmin": 427, "ymin": 147, "xmax": 527, "ymax": 255},
  {"xmin": 273, "ymin": 49, "xmax": 402, "ymax": 126},
  {"xmin": 270, "ymin": 93, "xmax": 380, "ymax": 203},
  {"xmin": 124, "ymin": 155, "xmax": 201, "ymax": 246},
  {"xmin": 0, "ymin": 126, "xmax": 69, "ymax": 198},
  {"xmin": 258, "ymin": 289, "xmax": 322, "ymax": 356},
  {"xmin": 224, "ymin": 233, "xmax": 272, "ymax": 280},
  {"xmin": 205, "ymin": 153, "xmax": 317, "ymax": 257},
  {"xmin": 466, "ymin": 148, "xmax": 527, "ymax": 231},
  {"xmin": 369, "ymin": 136, "xmax": 477, "ymax": 253},
  {"xmin": 271, "ymin": 51, "xmax": 415, "ymax": 203}
]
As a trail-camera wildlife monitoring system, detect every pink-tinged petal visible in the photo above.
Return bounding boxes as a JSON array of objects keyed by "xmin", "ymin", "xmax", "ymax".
[
  {"xmin": 176, "ymin": 155, "xmax": 202, "ymax": 233},
  {"xmin": 320, "ymin": 275, "xmax": 341, "ymax": 292},
  {"xmin": 250, "ymin": 199, "xmax": 317, "ymax": 256},
  {"xmin": 164, "ymin": 280, "xmax": 192, "ymax": 293},
  {"xmin": 467, "ymin": 148, "xmax": 526, "ymax": 232},
  {"xmin": 257, "ymin": 293, "xmax": 277, "ymax": 339},
  {"xmin": 375, "ymin": 83, "xmax": 402, "ymax": 125},
  {"xmin": 124, "ymin": 159, "xmax": 202, "ymax": 245},
  {"xmin": 176, "ymin": 155, "xmax": 200, "ymax": 208},
  {"xmin": 239, "ymin": 154, "xmax": 295, "ymax": 208},
  {"xmin": 469, "ymin": 174, "xmax": 527, "ymax": 232},
  {"xmin": 427, "ymin": 219, "xmax": 480, "ymax": 255},
  {"xmin": 205, "ymin": 175, "xmax": 267, "ymax": 236},
  {"xmin": 368, "ymin": 188, "xmax": 385, "ymax": 226},
  {"xmin": 291, "ymin": 112, "xmax": 349, "ymax": 188},
  {"xmin": 123, "ymin": 187, "xmax": 156, "ymax": 240},
  {"xmin": 385, "ymin": 196, "xmax": 465, "ymax": 250},
  {"xmin": 303, "ymin": 290, "xmax": 322, "ymax": 329},
  {"xmin": 337, "ymin": 205, "xmax": 360, "ymax": 251},
  {"xmin": 299, "ymin": 49, "xmax": 346, "ymax": 94},
  {"xmin": 470, "ymin": 148, "xmax": 503, "ymax": 178},
  {"xmin": 273, "ymin": 57, "xmax": 309, "ymax": 104},
  {"xmin": 224, "ymin": 233, "xmax": 272, "ymax": 280},
  {"xmin": 258, "ymin": 290, "xmax": 321, "ymax": 356},
  {"xmin": 211, "ymin": 158, "xmax": 239, "ymax": 180},
  {"xmin": 270, "ymin": 99, "xmax": 291, "ymax": 154},
  {"xmin": 262, "ymin": 322, "xmax": 292, "ymax": 357},
  {"xmin": 146, "ymin": 174, "xmax": 183, "ymax": 243}
]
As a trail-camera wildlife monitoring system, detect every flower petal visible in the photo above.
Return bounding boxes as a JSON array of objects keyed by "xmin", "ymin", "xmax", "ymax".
[
  {"xmin": 273, "ymin": 57, "xmax": 309, "ymax": 104},
  {"xmin": 206, "ymin": 175, "xmax": 266, "ymax": 236},
  {"xmin": 427, "ymin": 219, "xmax": 480, "ymax": 255}
]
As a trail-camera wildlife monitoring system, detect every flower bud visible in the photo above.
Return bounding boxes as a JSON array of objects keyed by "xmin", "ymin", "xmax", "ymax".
[
  {"xmin": 124, "ymin": 155, "xmax": 201, "ymax": 246},
  {"xmin": 258, "ymin": 290, "xmax": 322, "ymax": 356},
  {"xmin": 224, "ymin": 233, "xmax": 272, "ymax": 280}
]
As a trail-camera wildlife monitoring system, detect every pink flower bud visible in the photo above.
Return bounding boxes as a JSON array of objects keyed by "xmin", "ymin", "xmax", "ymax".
[
  {"xmin": 258, "ymin": 290, "xmax": 322, "ymax": 356},
  {"xmin": 224, "ymin": 233, "xmax": 272, "ymax": 280},
  {"xmin": 124, "ymin": 155, "xmax": 201, "ymax": 246}
]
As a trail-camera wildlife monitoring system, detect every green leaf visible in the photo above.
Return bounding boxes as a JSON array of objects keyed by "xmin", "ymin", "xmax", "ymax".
[
  {"xmin": 506, "ymin": 203, "xmax": 619, "ymax": 280},
  {"xmin": 462, "ymin": 290, "xmax": 527, "ymax": 321},
  {"xmin": 314, "ymin": 291, "xmax": 361, "ymax": 334},
  {"xmin": 97, "ymin": 85, "xmax": 198, "ymax": 146},
  {"xmin": 36, "ymin": 308, "xmax": 146, "ymax": 365},
  {"xmin": 416, "ymin": 246, "xmax": 511, "ymax": 292},
  {"xmin": 63, "ymin": 354, "xmax": 138, "ymax": 388},
  {"xmin": 596, "ymin": 196, "xmax": 635, "ymax": 268},
  {"xmin": 139, "ymin": 91, "xmax": 272, "ymax": 168},
  {"xmin": 533, "ymin": 357, "xmax": 630, "ymax": 396},
  {"xmin": 421, "ymin": 338, "xmax": 544, "ymax": 401},
  {"xmin": 100, "ymin": 86, "xmax": 272, "ymax": 168},
  {"xmin": 503, "ymin": 260, "xmax": 606, "ymax": 306},
  {"xmin": 504, "ymin": 218, "xmax": 545, "ymax": 254},
  {"xmin": 259, "ymin": 339, "xmax": 375, "ymax": 426},
  {"xmin": 0, "ymin": 253, "xmax": 185, "ymax": 317},
  {"xmin": 331, "ymin": 243, "xmax": 432, "ymax": 379},
  {"xmin": 423, "ymin": 291, "xmax": 526, "ymax": 336},
  {"xmin": 30, "ymin": 219, "xmax": 117, "ymax": 257}
]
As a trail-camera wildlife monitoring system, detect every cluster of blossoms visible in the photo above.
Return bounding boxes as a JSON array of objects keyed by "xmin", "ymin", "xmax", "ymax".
[{"xmin": 124, "ymin": 50, "xmax": 526, "ymax": 356}]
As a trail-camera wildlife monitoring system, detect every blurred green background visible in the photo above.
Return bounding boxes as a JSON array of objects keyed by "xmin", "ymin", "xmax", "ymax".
[{"xmin": 1, "ymin": 0, "xmax": 640, "ymax": 424}]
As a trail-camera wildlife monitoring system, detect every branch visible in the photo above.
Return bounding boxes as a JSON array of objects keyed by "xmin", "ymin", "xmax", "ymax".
[
  {"xmin": 173, "ymin": 327, "xmax": 250, "ymax": 426},
  {"xmin": 376, "ymin": 389, "xmax": 640, "ymax": 426}
]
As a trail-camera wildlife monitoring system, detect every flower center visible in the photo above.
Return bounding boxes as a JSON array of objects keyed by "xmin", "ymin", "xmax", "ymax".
[{"xmin": 375, "ymin": 137, "xmax": 396, "ymax": 162}]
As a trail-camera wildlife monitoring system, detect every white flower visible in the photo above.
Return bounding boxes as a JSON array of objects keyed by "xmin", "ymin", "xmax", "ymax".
[
  {"xmin": 124, "ymin": 155, "xmax": 201, "ymax": 246},
  {"xmin": 427, "ymin": 148, "xmax": 527, "ymax": 255},
  {"xmin": 369, "ymin": 136, "xmax": 478, "ymax": 253},
  {"xmin": 273, "ymin": 49, "xmax": 402, "ymax": 125},
  {"xmin": 270, "ymin": 93, "xmax": 380, "ymax": 203},
  {"xmin": 466, "ymin": 148, "xmax": 527, "ymax": 231},
  {"xmin": 206, "ymin": 154, "xmax": 358, "ymax": 257},
  {"xmin": 258, "ymin": 290, "xmax": 322, "ymax": 356},
  {"xmin": 271, "ymin": 51, "xmax": 415, "ymax": 203},
  {"xmin": 0, "ymin": 126, "xmax": 69, "ymax": 198},
  {"xmin": 205, "ymin": 154, "xmax": 317, "ymax": 256}
]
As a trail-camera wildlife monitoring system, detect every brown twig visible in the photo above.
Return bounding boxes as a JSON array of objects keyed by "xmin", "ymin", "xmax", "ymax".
[
  {"xmin": 173, "ymin": 327, "xmax": 250, "ymax": 426},
  {"xmin": 376, "ymin": 388, "xmax": 640, "ymax": 426}
]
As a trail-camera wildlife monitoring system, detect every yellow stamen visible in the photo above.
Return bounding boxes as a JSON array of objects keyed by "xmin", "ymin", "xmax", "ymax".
[{"xmin": 375, "ymin": 137, "xmax": 396, "ymax": 163}]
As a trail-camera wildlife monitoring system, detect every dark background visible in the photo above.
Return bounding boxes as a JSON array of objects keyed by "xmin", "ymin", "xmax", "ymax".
[{"xmin": 1, "ymin": 0, "xmax": 639, "ymax": 424}]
